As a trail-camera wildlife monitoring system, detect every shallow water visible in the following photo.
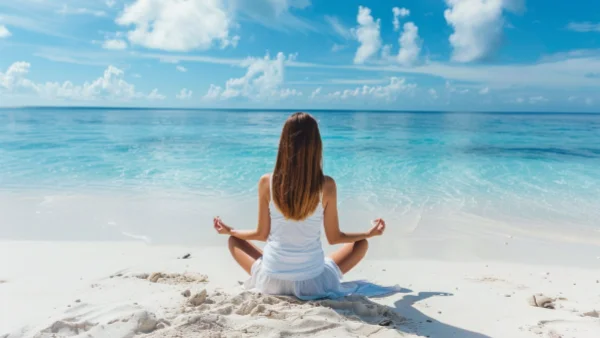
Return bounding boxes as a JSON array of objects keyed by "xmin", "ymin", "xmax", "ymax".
[{"xmin": 1, "ymin": 108, "xmax": 599, "ymax": 248}]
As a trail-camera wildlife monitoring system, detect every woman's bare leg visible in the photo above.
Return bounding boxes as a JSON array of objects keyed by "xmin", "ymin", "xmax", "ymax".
[
  {"xmin": 329, "ymin": 239, "xmax": 369, "ymax": 274},
  {"xmin": 228, "ymin": 236, "xmax": 263, "ymax": 275}
]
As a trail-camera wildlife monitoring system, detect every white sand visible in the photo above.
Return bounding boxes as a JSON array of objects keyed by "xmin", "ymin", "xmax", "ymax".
[{"xmin": 1, "ymin": 241, "xmax": 599, "ymax": 338}]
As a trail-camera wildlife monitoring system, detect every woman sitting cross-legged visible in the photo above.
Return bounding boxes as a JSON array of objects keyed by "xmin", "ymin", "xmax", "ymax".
[{"xmin": 213, "ymin": 112, "xmax": 393, "ymax": 300}]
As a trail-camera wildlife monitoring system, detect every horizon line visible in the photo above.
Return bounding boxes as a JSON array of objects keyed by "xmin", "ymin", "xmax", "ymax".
[{"xmin": 0, "ymin": 106, "xmax": 599, "ymax": 115}]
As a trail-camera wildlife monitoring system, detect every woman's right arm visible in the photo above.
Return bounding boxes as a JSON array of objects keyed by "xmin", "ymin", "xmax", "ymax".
[{"xmin": 322, "ymin": 177, "xmax": 385, "ymax": 245}]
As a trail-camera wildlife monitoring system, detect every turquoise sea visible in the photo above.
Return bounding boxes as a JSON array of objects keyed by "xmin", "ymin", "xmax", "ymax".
[{"xmin": 1, "ymin": 108, "xmax": 599, "ymax": 249}]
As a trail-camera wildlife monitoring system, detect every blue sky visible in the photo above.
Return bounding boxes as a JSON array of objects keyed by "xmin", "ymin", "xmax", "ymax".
[{"xmin": 1, "ymin": 0, "xmax": 600, "ymax": 112}]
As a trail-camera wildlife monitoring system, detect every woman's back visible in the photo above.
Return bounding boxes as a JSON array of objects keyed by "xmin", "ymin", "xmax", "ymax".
[{"xmin": 261, "ymin": 175, "xmax": 326, "ymax": 280}]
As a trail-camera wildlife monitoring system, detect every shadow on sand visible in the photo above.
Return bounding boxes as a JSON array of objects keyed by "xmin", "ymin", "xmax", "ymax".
[
  {"xmin": 319, "ymin": 289, "xmax": 491, "ymax": 338},
  {"xmin": 393, "ymin": 291, "xmax": 491, "ymax": 338}
]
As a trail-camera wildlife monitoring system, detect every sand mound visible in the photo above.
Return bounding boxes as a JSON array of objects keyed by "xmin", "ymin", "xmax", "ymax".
[
  {"xmin": 146, "ymin": 291, "xmax": 412, "ymax": 338},
  {"xmin": 128, "ymin": 272, "xmax": 209, "ymax": 284}
]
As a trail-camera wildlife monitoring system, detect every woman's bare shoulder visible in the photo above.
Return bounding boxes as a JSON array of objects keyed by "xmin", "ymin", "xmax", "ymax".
[
  {"xmin": 259, "ymin": 173, "xmax": 271, "ymax": 184},
  {"xmin": 323, "ymin": 175, "xmax": 337, "ymax": 195},
  {"xmin": 258, "ymin": 173, "xmax": 271, "ymax": 195}
]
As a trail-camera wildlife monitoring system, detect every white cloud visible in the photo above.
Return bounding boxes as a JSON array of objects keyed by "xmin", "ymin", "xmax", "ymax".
[
  {"xmin": 445, "ymin": 81, "xmax": 470, "ymax": 94},
  {"xmin": 204, "ymin": 52, "xmax": 298, "ymax": 101},
  {"xmin": 279, "ymin": 88, "xmax": 303, "ymax": 98},
  {"xmin": 392, "ymin": 7, "xmax": 410, "ymax": 31},
  {"xmin": 429, "ymin": 88, "xmax": 439, "ymax": 99},
  {"xmin": 147, "ymin": 88, "xmax": 166, "ymax": 100},
  {"xmin": 56, "ymin": 5, "xmax": 107, "ymax": 17},
  {"xmin": 515, "ymin": 97, "xmax": 524, "ymax": 103},
  {"xmin": 444, "ymin": 0, "xmax": 523, "ymax": 62},
  {"xmin": 106, "ymin": 0, "xmax": 117, "ymax": 8},
  {"xmin": 326, "ymin": 77, "xmax": 416, "ymax": 101},
  {"xmin": 0, "ymin": 62, "xmax": 37, "ymax": 91},
  {"xmin": 567, "ymin": 95, "xmax": 593, "ymax": 105},
  {"xmin": 204, "ymin": 84, "xmax": 223, "ymax": 100},
  {"xmin": 132, "ymin": 74, "xmax": 142, "ymax": 78},
  {"xmin": 220, "ymin": 35, "xmax": 240, "ymax": 49},
  {"xmin": 331, "ymin": 43, "xmax": 346, "ymax": 52},
  {"xmin": 529, "ymin": 96, "xmax": 548, "ymax": 104},
  {"xmin": 396, "ymin": 22, "xmax": 421, "ymax": 66},
  {"xmin": 102, "ymin": 39, "xmax": 128, "ymax": 50},
  {"xmin": 309, "ymin": 87, "xmax": 321, "ymax": 99},
  {"xmin": 479, "ymin": 87, "xmax": 490, "ymax": 94},
  {"xmin": 176, "ymin": 65, "xmax": 188, "ymax": 72},
  {"xmin": 232, "ymin": 0, "xmax": 314, "ymax": 32},
  {"xmin": 353, "ymin": 6, "xmax": 382, "ymax": 64},
  {"xmin": 0, "ymin": 62, "xmax": 161, "ymax": 101},
  {"xmin": 325, "ymin": 15, "xmax": 352, "ymax": 39},
  {"xmin": 176, "ymin": 88, "xmax": 193, "ymax": 100},
  {"xmin": 0, "ymin": 25, "xmax": 11, "ymax": 38},
  {"xmin": 116, "ymin": 0, "xmax": 236, "ymax": 52},
  {"xmin": 567, "ymin": 22, "xmax": 600, "ymax": 33}
]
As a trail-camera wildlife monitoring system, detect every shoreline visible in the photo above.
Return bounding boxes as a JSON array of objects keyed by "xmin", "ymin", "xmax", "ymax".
[{"xmin": 1, "ymin": 241, "xmax": 598, "ymax": 337}]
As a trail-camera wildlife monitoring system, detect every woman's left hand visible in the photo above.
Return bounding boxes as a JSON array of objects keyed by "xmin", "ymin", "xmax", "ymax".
[{"xmin": 213, "ymin": 216, "xmax": 233, "ymax": 235}]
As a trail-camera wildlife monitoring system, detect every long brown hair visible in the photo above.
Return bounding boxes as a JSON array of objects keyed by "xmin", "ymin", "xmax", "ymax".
[{"xmin": 272, "ymin": 112, "xmax": 324, "ymax": 220}]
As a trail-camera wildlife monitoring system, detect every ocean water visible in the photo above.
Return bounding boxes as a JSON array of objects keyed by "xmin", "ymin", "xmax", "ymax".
[{"xmin": 1, "ymin": 108, "xmax": 599, "ymax": 249}]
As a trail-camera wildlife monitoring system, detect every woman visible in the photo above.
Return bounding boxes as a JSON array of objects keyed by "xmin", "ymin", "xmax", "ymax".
[{"xmin": 213, "ymin": 112, "xmax": 387, "ymax": 300}]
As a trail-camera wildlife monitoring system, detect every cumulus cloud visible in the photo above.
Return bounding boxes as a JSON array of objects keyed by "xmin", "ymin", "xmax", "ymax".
[
  {"xmin": 528, "ymin": 96, "xmax": 548, "ymax": 104},
  {"xmin": 147, "ymin": 88, "xmax": 166, "ymax": 100},
  {"xmin": 397, "ymin": 22, "xmax": 421, "ymax": 66},
  {"xmin": 0, "ymin": 62, "xmax": 159, "ymax": 101},
  {"xmin": 102, "ymin": 39, "xmax": 128, "ymax": 50},
  {"xmin": 516, "ymin": 96, "xmax": 548, "ymax": 104},
  {"xmin": 352, "ymin": 7, "xmax": 419, "ymax": 66},
  {"xmin": 353, "ymin": 6, "xmax": 381, "ymax": 64},
  {"xmin": 444, "ymin": 0, "xmax": 523, "ymax": 62},
  {"xmin": 279, "ymin": 88, "xmax": 303, "ymax": 98},
  {"xmin": 479, "ymin": 87, "xmax": 490, "ymax": 95},
  {"xmin": 566, "ymin": 22, "xmax": 600, "ymax": 33},
  {"xmin": 176, "ymin": 65, "xmax": 188, "ymax": 72},
  {"xmin": 0, "ymin": 25, "xmax": 11, "ymax": 38},
  {"xmin": 0, "ymin": 62, "xmax": 37, "ymax": 91},
  {"xmin": 326, "ymin": 77, "xmax": 416, "ymax": 101},
  {"xmin": 428, "ymin": 88, "xmax": 439, "ymax": 99},
  {"xmin": 204, "ymin": 84, "xmax": 223, "ymax": 100},
  {"xmin": 116, "ymin": 0, "xmax": 237, "ymax": 52},
  {"xmin": 445, "ymin": 81, "xmax": 470, "ymax": 94},
  {"xmin": 392, "ymin": 7, "xmax": 410, "ymax": 31},
  {"xmin": 176, "ymin": 88, "xmax": 193, "ymax": 100},
  {"xmin": 203, "ymin": 52, "xmax": 299, "ymax": 101}
]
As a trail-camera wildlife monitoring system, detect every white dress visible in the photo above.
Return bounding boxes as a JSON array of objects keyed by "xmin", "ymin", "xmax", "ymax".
[{"xmin": 244, "ymin": 175, "xmax": 400, "ymax": 301}]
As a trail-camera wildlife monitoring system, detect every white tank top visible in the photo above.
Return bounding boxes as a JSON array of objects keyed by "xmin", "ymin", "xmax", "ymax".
[{"xmin": 260, "ymin": 175, "xmax": 325, "ymax": 281}]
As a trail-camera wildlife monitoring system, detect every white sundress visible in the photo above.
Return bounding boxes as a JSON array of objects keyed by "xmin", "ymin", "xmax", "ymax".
[{"xmin": 244, "ymin": 175, "xmax": 401, "ymax": 301}]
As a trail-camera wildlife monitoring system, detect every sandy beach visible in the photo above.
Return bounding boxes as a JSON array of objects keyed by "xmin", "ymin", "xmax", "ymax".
[{"xmin": 1, "ymin": 240, "xmax": 598, "ymax": 338}]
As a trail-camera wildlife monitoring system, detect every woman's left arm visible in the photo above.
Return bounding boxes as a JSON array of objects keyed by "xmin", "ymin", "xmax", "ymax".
[{"xmin": 213, "ymin": 175, "xmax": 271, "ymax": 242}]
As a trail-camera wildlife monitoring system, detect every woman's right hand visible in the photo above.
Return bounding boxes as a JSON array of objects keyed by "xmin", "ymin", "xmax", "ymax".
[
  {"xmin": 213, "ymin": 216, "xmax": 233, "ymax": 235},
  {"xmin": 368, "ymin": 218, "xmax": 386, "ymax": 237}
]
